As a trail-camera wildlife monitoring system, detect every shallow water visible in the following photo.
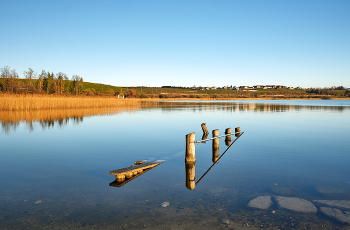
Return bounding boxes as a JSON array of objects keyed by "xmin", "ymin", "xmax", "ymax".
[{"xmin": 1, "ymin": 100, "xmax": 350, "ymax": 229}]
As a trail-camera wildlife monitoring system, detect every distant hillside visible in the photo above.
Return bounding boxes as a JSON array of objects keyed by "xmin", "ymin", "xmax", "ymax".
[{"xmin": 82, "ymin": 82, "xmax": 124, "ymax": 92}]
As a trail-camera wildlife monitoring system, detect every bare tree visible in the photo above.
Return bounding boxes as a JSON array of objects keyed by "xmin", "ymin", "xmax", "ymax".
[
  {"xmin": 56, "ymin": 72, "xmax": 67, "ymax": 95},
  {"xmin": 9, "ymin": 69, "xmax": 19, "ymax": 93},
  {"xmin": 71, "ymin": 74, "xmax": 83, "ymax": 94},
  {"xmin": 37, "ymin": 70, "xmax": 46, "ymax": 92},
  {"xmin": 0, "ymin": 66, "xmax": 11, "ymax": 92},
  {"xmin": 23, "ymin": 68, "xmax": 37, "ymax": 93},
  {"xmin": 1, "ymin": 67, "xmax": 19, "ymax": 93},
  {"xmin": 23, "ymin": 68, "xmax": 36, "ymax": 86}
]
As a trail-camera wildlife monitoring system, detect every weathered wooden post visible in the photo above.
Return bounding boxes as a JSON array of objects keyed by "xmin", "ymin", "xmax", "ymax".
[
  {"xmin": 185, "ymin": 132, "xmax": 196, "ymax": 163},
  {"xmin": 201, "ymin": 123, "xmax": 209, "ymax": 135},
  {"xmin": 212, "ymin": 129, "xmax": 219, "ymax": 163},
  {"xmin": 235, "ymin": 127, "xmax": 241, "ymax": 137},
  {"xmin": 185, "ymin": 162, "xmax": 196, "ymax": 190},
  {"xmin": 225, "ymin": 127, "xmax": 232, "ymax": 146},
  {"xmin": 201, "ymin": 133, "xmax": 208, "ymax": 143}
]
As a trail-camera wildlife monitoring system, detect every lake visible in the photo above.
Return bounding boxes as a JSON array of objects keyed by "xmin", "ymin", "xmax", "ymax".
[{"xmin": 1, "ymin": 100, "xmax": 350, "ymax": 229}]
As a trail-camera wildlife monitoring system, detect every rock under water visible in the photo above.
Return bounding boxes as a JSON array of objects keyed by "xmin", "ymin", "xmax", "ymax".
[
  {"xmin": 275, "ymin": 196, "xmax": 317, "ymax": 213},
  {"xmin": 247, "ymin": 196, "xmax": 273, "ymax": 209},
  {"xmin": 313, "ymin": 200, "xmax": 350, "ymax": 210},
  {"xmin": 320, "ymin": 207, "xmax": 350, "ymax": 224}
]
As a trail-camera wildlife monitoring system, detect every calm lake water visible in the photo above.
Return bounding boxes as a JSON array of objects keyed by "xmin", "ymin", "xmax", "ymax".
[{"xmin": 1, "ymin": 100, "xmax": 350, "ymax": 229}]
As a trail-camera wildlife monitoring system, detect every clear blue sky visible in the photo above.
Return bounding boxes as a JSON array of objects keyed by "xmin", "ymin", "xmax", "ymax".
[{"xmin": 1, "ymin": 0, "xmax": 349, "ymax": 88}]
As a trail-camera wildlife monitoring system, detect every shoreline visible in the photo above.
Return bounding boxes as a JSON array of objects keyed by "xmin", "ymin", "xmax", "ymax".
[
  {"xmin": 140, "ymin": 97, "xmax": 350, "ymax": 101},
  {"xmin": 1, "ymin": 94, "xmax": 349, "ymax": 111}
]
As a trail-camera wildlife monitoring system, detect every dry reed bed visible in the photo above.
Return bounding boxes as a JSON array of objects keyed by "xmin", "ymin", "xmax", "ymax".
[
  {"xmin": 0, "ymin": 107, "xmax": 140, "ymax": 123},
  {"xmin": 0, "ymin": 94, "xmax": 141, "ymax": 111}
]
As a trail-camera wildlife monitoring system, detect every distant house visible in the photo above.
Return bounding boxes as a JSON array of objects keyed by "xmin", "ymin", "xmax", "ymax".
[{"xmin": 115, "ymin": 92, "xmax": 124, "ymax": 99}]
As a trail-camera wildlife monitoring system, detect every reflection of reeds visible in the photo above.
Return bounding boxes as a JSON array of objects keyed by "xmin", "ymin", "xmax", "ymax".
[
  {"xmin": 0, "ymin": 94, "xmax": 140, "ymax": 111},
  {"xmin": 0, "ymin": 107, "xmax": 140, "ymax": 123}
]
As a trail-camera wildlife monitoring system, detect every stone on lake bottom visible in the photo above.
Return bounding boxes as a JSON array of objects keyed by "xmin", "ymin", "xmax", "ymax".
[
  {"xmin": 316, "ymin": 187, "xmax": 344, "ymax": 194},
  {"xmin": 34, "ymin": 200, "xmax": 42, "ymax": 204},
  {"xmin": 320, "ymin": 207, "xmax": 350, "ymax": 224},
  {"xmin": 161, "ymin": 202, "xmax": 170, "ymax": 207},
  {"xmin": 313, "ymin": 200, "xmax": 350, "ymax": 210},
  {"xmin": 247, "ymin": 196, "xmax": 272, "ymax": 209},
  {"xmin": 275, "ymin": 196, "xmax": 317, "ymax": 213},
  {"xmin": 220, "ymin": 219, "xmax": 230, "ymax": 224}
]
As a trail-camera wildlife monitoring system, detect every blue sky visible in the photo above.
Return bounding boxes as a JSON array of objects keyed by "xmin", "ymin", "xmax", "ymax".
[{"xmin": 1, "ymin": 0, "xmax": 349, "ymax": 88}]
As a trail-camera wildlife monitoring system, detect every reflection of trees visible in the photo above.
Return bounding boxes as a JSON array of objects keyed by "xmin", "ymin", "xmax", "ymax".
[
  {"xmin": 0, "ymin": 107, "xmax": 138, "ymax": 133},
  {"xmin": 1, "ymin": 116, "xmax": 84, "ymax": 134},
  {"xmin": 1, "ymin": 101, "xmax": 348, "ymax": 133},
  {"xmin": 141, "ymin": 101, "xmax": 349, "ymax": 113},
  {"xmin": 1, "ymin": 121, "xmax": 20, "ymax": 134}
]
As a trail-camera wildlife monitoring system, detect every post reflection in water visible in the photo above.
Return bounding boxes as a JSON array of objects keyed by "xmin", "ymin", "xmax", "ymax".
[
  {"xmin": 212, "ymin": 129, "xmax": 219, "ymax": 163},
  {"xmin": 225, "ymin": 128, "xmax": 232, "ymax": 146},
  {"xmin": 186, "ymin": 131, "xmax": 244, "ymax": 191},
  {"xmin": 185, "ymin": 162, "xmax": 196, "ymax": 190}
]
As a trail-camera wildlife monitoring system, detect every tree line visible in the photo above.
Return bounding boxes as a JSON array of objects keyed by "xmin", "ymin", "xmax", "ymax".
[
  {"xmin": 306, "ymin": 86, "xmax": 348, "ymax": 96},
  {"xmin": 0, "ymin": 66, "xmax": 83, "ymax": 95}
]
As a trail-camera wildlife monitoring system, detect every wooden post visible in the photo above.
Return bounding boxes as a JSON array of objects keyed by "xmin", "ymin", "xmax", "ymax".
[
  {"xmin": 185, "ymin": 132, "xmax": 196, "ymax": 163},
  {"xmin": 225, "ymin": 127, "xmax": 232, "ymax": 146},
  {"xmin": 212, "ymin": 129, "xmax": 219, "ymax": 163},
  {"xmin": 201, "ymin": 133, "xmax": 208, "ymax": 143},
  {"xmin": 185, "ymin": 162, "xmax": 195, "ymax": 190},
  {"xmin": 235, "ymin": 127, "xmax": 240, "ymax": 137},
  {"xmin": 201, "ymin": 123, "xmax": 209, "ymax": 134}
]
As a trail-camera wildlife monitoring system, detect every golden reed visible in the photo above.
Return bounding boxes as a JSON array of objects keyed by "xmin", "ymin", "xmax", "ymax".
[{"xmin": 0, "ymin": 94, "xmax": 141, "ymax": 111}]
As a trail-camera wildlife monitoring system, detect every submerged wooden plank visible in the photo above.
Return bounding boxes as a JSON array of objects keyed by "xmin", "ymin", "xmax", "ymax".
[
  {"xmin": 134, "ymin": 160, "xmax": 147, "ymax": 165},
  {"xmin": 109, "ymin": 160, "xmax": 163, "ymax": 176},
  {"xmin": 109, "ymin": 166, "xmax": 155, "ymax": 187}
]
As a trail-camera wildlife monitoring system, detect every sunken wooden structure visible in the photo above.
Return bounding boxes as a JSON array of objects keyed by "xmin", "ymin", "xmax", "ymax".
[{"xmin": 109, "ymin": 160, "xmax": 163, "ymax": 187}]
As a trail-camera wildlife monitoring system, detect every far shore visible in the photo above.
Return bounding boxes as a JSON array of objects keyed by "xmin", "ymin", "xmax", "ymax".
[
  {"xmin": 1, "ymin": 94, "xmax": 349, "ymax": 111},
  {"xmin": 140, "ymin": 97, "xmax": 350, "ymax": 101}
]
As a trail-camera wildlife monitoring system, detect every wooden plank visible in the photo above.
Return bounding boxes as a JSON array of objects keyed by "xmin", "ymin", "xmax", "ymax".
[
  {"xmin": 109, "ymin": 166, "xmax": 154, "ymax": 187},
  {"xmin": 109, "ymin": 160, "xmax": 163, "ymax": 176}
]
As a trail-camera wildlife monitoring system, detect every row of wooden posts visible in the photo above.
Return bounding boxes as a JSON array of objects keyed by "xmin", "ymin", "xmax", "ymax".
[
  {"xmin": 185, "ymin": 124, "xmax": 242, "ymax": 190},
  {"xmin": 109, "ymin": 123, "xmax": 242, "ymax": 189},
  {"xmin": 185, "ymin": 123, "xmax": 241, "ymax": 163}
]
